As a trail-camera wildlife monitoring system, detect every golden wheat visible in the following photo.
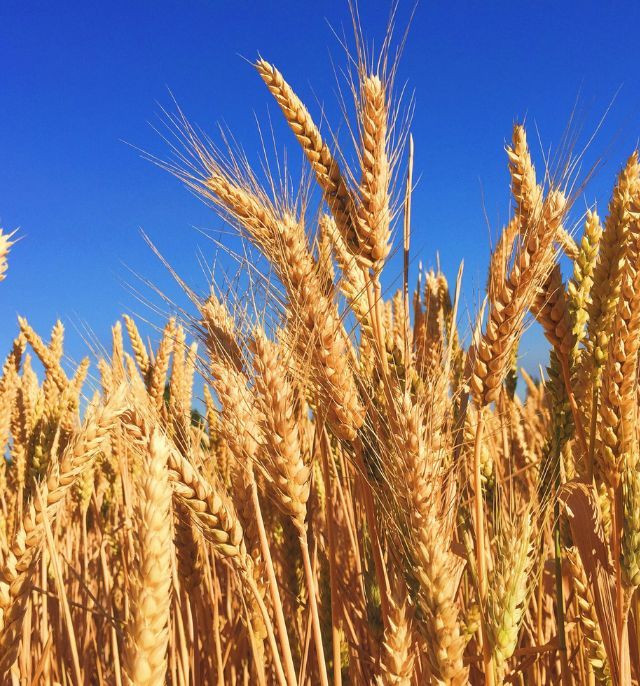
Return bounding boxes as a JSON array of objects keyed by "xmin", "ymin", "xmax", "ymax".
[{"xmin": 3, "ymin": 23, "xmax": 640, "ymax": 686}]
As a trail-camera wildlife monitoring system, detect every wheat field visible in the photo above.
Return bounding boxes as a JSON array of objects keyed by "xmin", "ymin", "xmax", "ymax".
[{"xmin": 1, "ymin": 24, "xmax": 640, "ymax": 686}]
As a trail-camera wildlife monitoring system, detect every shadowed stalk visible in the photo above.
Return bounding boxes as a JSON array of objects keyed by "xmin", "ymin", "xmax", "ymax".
[
  {"xmin": 473, "ymin": 409, "xmax": 495, "ymax": 686},
  {"xmin": 296, "ymin": 525, "xmax": 330, "ymax": 686},
  {"xmin": 320, "ymin": 426, "xmax": 343, "ymax": 686},
  {"xmin": 248, "ymin": 476, "xmax": 298, "ymax": 686}
]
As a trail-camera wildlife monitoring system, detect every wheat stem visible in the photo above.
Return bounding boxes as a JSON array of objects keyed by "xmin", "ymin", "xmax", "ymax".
[
  {"xmin": 248, "ymin": 477, "xmax": 298, "ymax": 686},
  {"xmin": 473, "ymin": 409, "xmax": 494, "ymax": 685},
  {"xmin": 320, "ymin": 426, "xmax": 343, "ymax": 686},
  {"xmin": 296, "ymin": 525, "xmax": 329, "ymax": 686}
]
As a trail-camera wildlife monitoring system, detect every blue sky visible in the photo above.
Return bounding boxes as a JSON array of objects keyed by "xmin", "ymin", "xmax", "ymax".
[{"xmin": 1, "ymin": 0, "xmax": 639, "ymax": 380}]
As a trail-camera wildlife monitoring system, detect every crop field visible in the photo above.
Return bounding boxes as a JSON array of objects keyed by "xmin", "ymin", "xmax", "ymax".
[{"xmin": 1, "ymin": 11, "xmax": 640, "ymax": 686}]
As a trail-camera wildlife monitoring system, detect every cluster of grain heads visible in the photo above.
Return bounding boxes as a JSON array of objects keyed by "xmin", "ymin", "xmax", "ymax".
[{"xmin": 4, "ymin": 30, "xmax": 640, "ymax": 686}]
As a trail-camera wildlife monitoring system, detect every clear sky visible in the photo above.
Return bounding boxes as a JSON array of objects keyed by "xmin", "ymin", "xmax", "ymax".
[{"xmin": 2, "ymin": 0, "xmax": 639, "ymax": 379}]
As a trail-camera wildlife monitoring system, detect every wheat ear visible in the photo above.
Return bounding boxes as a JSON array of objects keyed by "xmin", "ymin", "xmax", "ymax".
[
  {"xmin": 488, "ymin": 513, "xmax": 534, "ymax": 685},
  {"xmin": 377, "ymin": 574, "xmax": 415, "ymax": 685},
  {"xmin": 357, "ymin": 74, "xmax": 391, "ymax": 271},
  {"xmin": 123, "ymin": 314, "xmax": 151, "ymax": 378},
  {"xmin": 255, "ymin": 59, "xmax": 359, "ymax": 254},
  {"xmin": 0, "ymin": 229, "xmax": 15, "ymax": 282},
  {"xmin": 596, "ymin": 197, "xmax": 640, "ymax": 489},
  {"xmin": 389, "ymin": 391, "xmax": 467, "ymax": 685},
  {"xmin": 469, "ymin": 124, "xmax": 566, "ymax": 406},
  {"xmin": 251, "ymin": 330, "xmax": 309, "ymax": 526},
  {"xmin": 123, "ymin": 428, "xmax": 173, "ymax": 686},
  {"xmin": 18, "ymin": 316, "xmax": 68, "ymax": 393},
  {"xmin": 149, "ymin": 318, "xmax": 176, "ymax": 409},
  {"xmin": 570, "ymin": 210, "xmax": 603, "ymax": 424},
  {"xmin": 583, "ymin": 152, "xmax": 640, "ymax": 479}
]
